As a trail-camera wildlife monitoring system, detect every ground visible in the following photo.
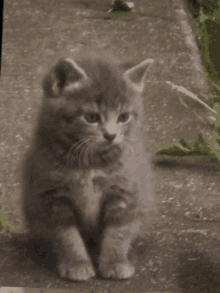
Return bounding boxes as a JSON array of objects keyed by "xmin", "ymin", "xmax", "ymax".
[{"xmin": 1, "ymin": 0, "xmax": 220, "ymax": 292}]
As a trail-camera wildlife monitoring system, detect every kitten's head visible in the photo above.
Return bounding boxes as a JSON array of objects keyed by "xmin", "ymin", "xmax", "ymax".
[{"xmin": 38, "ymin": 53, "xmax": 153, "ymax": 168}]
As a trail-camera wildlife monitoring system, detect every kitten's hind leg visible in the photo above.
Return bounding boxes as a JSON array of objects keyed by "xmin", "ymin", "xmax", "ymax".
[
  {"xmin": 98, "ymin": 224, "xmax": 136, "ymax": 279},
  {"xmin": 54, "ymin": 227, "xmax": 96, "ymax": 281}
]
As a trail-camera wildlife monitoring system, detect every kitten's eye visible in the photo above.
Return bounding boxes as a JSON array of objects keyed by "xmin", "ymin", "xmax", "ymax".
[
  {"xmin": 118, "ymin": 113, "xmax": 130, "ymax": 123},
  {"xmin": 84, "ymin": 113, "xmax": 100, "ymax": 124}
]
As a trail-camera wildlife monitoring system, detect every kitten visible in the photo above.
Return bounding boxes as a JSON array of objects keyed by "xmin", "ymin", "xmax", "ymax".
[{"xmin": 22, "ymin": 51, "xmax": 156, "ymax": 281}]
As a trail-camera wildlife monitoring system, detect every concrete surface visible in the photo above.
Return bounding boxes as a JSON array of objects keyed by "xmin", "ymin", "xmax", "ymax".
[{"xmin": 1, "ymin": 0, "xmax": 219, "ymax": 292}]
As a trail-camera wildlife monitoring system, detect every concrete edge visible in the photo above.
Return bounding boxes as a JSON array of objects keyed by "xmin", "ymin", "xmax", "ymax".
[{"xmin": 172, "ymin": 0, "xmax": 212, "ymax": 99}]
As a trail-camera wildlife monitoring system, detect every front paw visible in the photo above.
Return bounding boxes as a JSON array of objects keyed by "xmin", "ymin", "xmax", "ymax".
[
  {"xmin": 58, "ymin": 261, "xmax": 96, "ymax": 281},
  {"xmin": 98, "ymin": 262, "xmax": 135, "ymax": 279}
]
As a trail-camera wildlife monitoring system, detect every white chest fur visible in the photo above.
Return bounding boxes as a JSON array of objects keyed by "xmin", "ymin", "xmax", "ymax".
[{"xmin": 70, "ymin": 169, "xmax": 106, "ymax": 229}]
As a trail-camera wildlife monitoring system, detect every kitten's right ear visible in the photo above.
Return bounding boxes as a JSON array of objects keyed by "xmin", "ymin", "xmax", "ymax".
[
  {"xmin": 43, "ymin": 58, "xmax": 89, "ymax": 97},
  {"xmin": 123, "ymin": 59, "xmax": 154, "ymax": 94}
]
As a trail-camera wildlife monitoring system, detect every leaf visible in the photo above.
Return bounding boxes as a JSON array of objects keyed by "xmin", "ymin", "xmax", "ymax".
[
  {"xmin": 156, "ymin": 134, "xmax": 213, "ymax": 157},
  {"xmin": 0, "ymin": 211, "xmax": 14, "ymax": 232},
  {"xmin": 156, "ymin": 139, "xmax": 192, "ymax": 156},
  {"xmin": 192, "ymin": 134, "xmax": 211, "ymax": 155}
]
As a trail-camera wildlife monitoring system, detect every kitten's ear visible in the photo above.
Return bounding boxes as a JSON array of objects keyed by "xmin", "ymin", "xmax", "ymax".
[
  {"xmin": 123, "ymin": 59, "xmax": 154, "ymax": 94},
  {"xmin": 43, "ymin": 58, "xmax": 89, "ymax": 97}
]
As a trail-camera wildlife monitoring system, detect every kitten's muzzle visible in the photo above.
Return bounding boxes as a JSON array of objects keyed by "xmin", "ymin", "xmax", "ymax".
[
  {"xmin": 100, "ymin": 144, "xmax": 122, "ymax": 165},
  {"xmin": 103, "ymin": 133, "xmax": 116, "ymax": 142}
]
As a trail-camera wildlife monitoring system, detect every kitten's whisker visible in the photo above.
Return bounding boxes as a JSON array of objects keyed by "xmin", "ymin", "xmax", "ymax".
[
  {"xmin": 90, "ymin": 141, "xmax": 96, "ymax": 166},
  {"xmin": 84, "ymin": 143, "xmax": 91, "ymax": 167},
  {"xmin": 87, "ymin": 143, "xmax": 92, "ymax": 166},
  {"xmin": 78, "ymin": 139, "xmax": 92, "ymax": 168},
  {"xmin": 72, "ymin": 138, "xmax": 90, "ymax": 154},
  {"xmin": 67, "ymin": 137, "xmax": 93, "ymax": 167},
  {"xmin": 83, "ymin": 142, "xmax": 89, "ymax": 167},
  {"xmin": 82, "ymin": 140, "xmax": 94, "ymax": 167},
  {"xmin": 82, "ymin": 137, "xmax": 97, "ymax": 167},
  {"xmin": 78, "ymin": 143, "xmax": 86, "ymax": 167},
  {"xmin": 67, "ymin": 135, "xmax": 97, "ymax": 167},
  {"xmin": 76, "ymin": 136, "xmax": 96, "ymax": 152},
  {"xmin": 86, "ymin": 140, "xmax": 95, "ymax": 166},
  {"xmin": 73, "ymin": 140, "xmax": 88, "ymax": 158},
  {"xmin": 67, "ymin": 139, "xmax": 86, "ymax": 168},
  {"xmin": 74, "ymin": 135, "xmax": 96, "ymax": 165}
]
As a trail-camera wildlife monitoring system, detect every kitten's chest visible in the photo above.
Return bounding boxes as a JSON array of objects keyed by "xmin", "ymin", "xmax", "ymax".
[{"xmin": 70, "ymin": 169, "xmax": 105, "ymax": 228}]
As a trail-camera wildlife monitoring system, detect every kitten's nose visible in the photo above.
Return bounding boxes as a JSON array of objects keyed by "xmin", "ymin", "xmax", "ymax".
[{"xmin": 103, "ymin": 133, "xmax": 116, "ymax": 142}]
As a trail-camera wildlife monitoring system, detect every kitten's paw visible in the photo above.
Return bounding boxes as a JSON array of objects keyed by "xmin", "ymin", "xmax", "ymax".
[
  {"xmin": 98, "ymin": 262, "xmax": 135, "ymax": 279},
  {"xmin": 58, "ymin": 262, "xmax": 96, "ymax": 281}
]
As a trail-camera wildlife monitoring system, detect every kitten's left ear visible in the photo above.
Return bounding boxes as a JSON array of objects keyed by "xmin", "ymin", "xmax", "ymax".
[
  {"xmin": 54, "ymin": 58, "xmax": 89, "ymax": 90},
  {"xmin": 123, "ymin": 59, "xmax": 154, "ymax": 94},
  {"xmin": 43, "ymin": 58, "xmax": 89, "ymax": 97}
]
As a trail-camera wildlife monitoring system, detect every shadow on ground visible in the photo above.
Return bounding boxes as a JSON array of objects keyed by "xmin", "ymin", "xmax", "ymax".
[{"xmin": 153, "ymin": 156, "xmax": 220, "ymax": 173}]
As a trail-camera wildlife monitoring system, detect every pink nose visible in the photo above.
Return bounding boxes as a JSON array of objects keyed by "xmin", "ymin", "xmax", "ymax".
[{"xmin": 103, "ymin": 133, "xmax": 116, "ymax": 142}]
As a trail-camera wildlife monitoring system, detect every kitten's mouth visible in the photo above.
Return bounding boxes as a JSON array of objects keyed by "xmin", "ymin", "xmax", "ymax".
[
  {"xmin": 99, "ymin": 144, "xmax": 122, "ymax": 165},
  {"xmin": 98, "ymin": 141, "xmax": 119, "ymax": 153}
]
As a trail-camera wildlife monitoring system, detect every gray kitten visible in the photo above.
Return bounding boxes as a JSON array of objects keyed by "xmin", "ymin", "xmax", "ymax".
[{"xmin": 22, "ymin": 51, "xmax": 156, "ymax": 281}]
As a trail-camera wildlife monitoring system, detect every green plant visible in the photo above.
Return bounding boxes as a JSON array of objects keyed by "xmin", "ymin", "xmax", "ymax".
[
  {"xmin": 156, "ymin": 1, "xmax": 220, "ymax": 162},
  {"xmin": 0, "ymin": 192, "xmax": 14, "ymax": 234}
]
